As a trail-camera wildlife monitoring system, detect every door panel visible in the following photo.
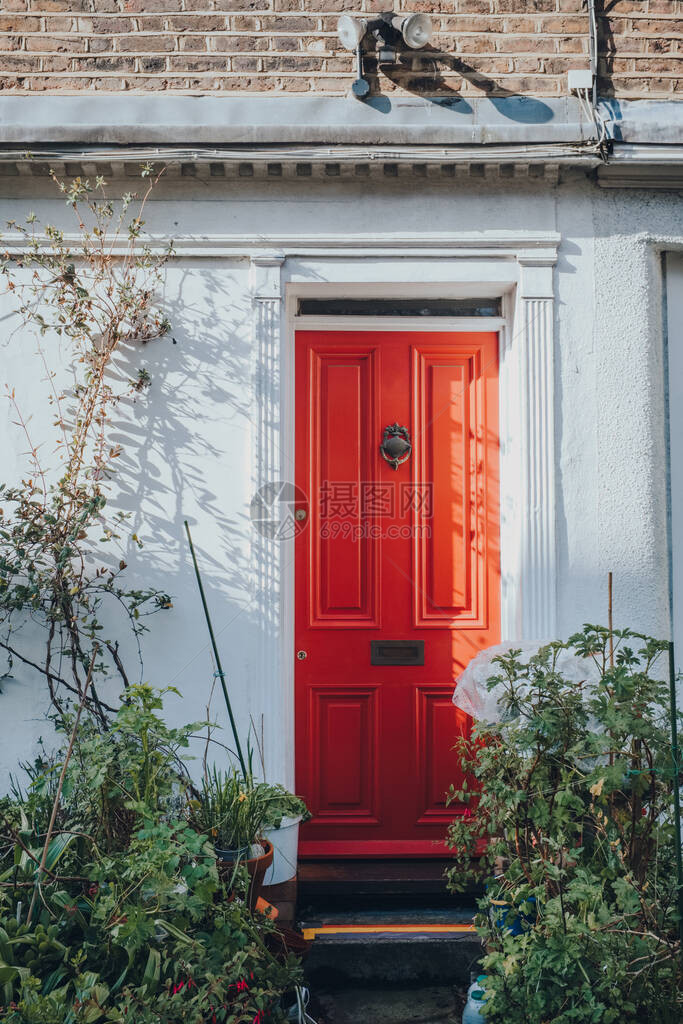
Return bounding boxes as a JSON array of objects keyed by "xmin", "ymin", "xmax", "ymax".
[
  {"xmin": 413, "ymin": 345, "xmax": 488, "ymax": 626},
  {"xmin": 309, "ymin": 347, "xmax": 380, "ymax": 627},
  {"xmin": 310, "ymin": 687, "xmax": 379, "ymax": 823},
  {"xmin": 415, "ymin": 689, "xmax": 471, "ymax": 824},
  {"xmin": 295, "ymin": 330, "xmax": 500, "ymax": 856}
]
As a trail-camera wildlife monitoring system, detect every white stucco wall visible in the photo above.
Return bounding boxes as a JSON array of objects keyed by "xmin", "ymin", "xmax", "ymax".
[
  {"xmin": 556, "ymin": 180, "xmax": 678, "ymax": 640},
  {"xmin": 0, "ymin": 170, "xmax": 681, "ymax": 793}
]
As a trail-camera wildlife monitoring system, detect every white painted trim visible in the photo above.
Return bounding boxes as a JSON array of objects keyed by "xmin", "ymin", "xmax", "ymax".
[
  {"xmin": 289, "ymin": 281, "xmax": 512, "ymax": 299},
  {"xmin": 518, "ymin": 296, "xmax": 557, "ymax": 638},
  {"xmin": 291, "ymin": 317, "xmax": 507, "ymax": 332},
  {"xmin": 1, "ymin": 230, "xmax": 561, "ymax": 260},
  {"xmin": 249, "ymin": 254, "xmax": 293, "ymax": 786},
  {"xmin": 498, "ymin": 287, "xmax": 522, "ymax": 640},
  {"xmin": 665, "ymin": 253, "xmax": 683, "ymax": 701},
  {"xmin": 516, "ymin": 252, "xmax": 558, "ymax": 638}
]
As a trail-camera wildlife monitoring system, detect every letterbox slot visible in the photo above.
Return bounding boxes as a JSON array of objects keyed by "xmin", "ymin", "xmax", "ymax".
[{"xmin": 370, "ymin": 640, "xmax": 425, "ymax": 666}]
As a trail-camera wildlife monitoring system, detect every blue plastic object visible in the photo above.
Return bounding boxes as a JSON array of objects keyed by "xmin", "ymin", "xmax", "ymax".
[{"xmin": 488, "ymin": 895, "xmax": 537, "ymax": 937}]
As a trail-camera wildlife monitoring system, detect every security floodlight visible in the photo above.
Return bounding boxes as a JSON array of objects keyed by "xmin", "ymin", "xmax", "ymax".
[
  {"xmin": 397, "ymin": 12, "xmax": 433, "ymax": 49},
  {"xmin": 337, "ymin": 15, "xmax": 370, "ymax": 99},
  {"xmin": 337, "ymin": 14, "xmax": 367, "ymax": 51},
  {"xmin": 336, "ymin": 10, "xmax": 433, "ymax": 101}
]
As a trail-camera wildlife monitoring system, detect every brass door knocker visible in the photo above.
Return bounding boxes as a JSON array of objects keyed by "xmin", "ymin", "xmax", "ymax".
[{"xmin": 380, "ymin": 423, "xmax": 412, "ymax": 470}]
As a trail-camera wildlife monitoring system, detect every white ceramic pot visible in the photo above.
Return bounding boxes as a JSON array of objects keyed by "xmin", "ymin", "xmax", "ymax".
[{"xmin": 262, "ymin": 815, "xmax": 301, "ymax": 886}]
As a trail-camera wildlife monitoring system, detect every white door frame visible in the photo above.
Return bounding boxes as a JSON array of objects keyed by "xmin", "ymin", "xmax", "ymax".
[
  {"xmin": 664, "ymin": 252, "xmax": 683, "ymax": 701},
  {"xmin": 249, "ymin": 238, "xmax": 558, "ymax": 787}
]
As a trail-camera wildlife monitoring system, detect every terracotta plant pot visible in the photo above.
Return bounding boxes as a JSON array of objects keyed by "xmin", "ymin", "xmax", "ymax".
[
  {"xmin": 216, "ymin": 840, "xmax": 274, "ymax": 912},
  {"xmin": 245, "ymin": 840, "xmax": 274, "ymax": 911}
]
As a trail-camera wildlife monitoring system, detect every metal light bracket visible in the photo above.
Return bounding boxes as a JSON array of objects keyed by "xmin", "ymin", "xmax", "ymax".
[{"xmin": 353, "ymin": 42, "xmax": 370, "ymax": 99}]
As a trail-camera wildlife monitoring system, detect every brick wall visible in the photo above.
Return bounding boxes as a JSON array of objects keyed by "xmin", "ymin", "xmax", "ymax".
[{"xmin": 0, "ymin": 0, "xmax": 679, "ymax": 98}]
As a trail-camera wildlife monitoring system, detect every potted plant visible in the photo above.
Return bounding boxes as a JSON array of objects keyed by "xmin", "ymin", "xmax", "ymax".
[
  {"xmin": 189, "ymin": 767, "xmax": 274, "ymax": 910},
  {"xmin": 259, "ymin": 785, "xmax": 310, "ymax": 886}
]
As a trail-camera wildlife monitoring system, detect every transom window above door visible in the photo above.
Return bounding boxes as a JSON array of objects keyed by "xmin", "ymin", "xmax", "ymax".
[{"xmin": 296, "ymin": 297, "xmax": 502, "ymax": 317}]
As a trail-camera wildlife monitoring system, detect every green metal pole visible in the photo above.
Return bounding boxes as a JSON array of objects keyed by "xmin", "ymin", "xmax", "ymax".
[
  {"xmin": 668, "ymin": 640, "xmax": 683, "ymax": 951},
  {"xmin": 184, "ymin": 519, "xmax": 248, "ymax": 780}
]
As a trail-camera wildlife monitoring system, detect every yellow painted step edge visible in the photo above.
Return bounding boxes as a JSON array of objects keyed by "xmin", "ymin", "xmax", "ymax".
[{"xmin": 302, "ymin": 923, "xmax": 476, "ymax": 940}]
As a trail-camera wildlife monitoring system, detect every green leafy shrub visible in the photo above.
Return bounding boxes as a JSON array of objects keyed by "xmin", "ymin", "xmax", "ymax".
[
  {"xmin": 0, "ymin": 687, "xmax": 302, "ymax": 1022},
  {"xmin": 447, "ymin": 625, "xmax": 683, "ymax": 1024}
]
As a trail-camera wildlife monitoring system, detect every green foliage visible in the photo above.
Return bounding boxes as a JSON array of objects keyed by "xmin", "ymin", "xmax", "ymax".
[
  {"xmin": 0, "ymin": 688, "xmax": 302, "ymax": 1022},
  {"xmin": 67, "ymin": 683, "xmax": 200, "ymax": 845},
  {"xmin": 189, "ymin": 768, "xmax": 269, "ymax": 854},
  {"xmin": 258, "ymin": 785, "xmax": 311, "ymax": 831},
  {"xmin": 0, "ymin": 169, "xmax": 173, "ymax": 724},
  {"xmin": 447, "ymin": 625, "xmax": 682, "ymax": 1024},
  {"xmin": 189, "ymin": 772, "xmax": 310, "ymax": 852}
]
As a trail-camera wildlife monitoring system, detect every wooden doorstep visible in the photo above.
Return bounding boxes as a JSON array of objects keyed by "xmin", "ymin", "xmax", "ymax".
[{"xmin": 298, "ymin": 858, "xmax": 455, "ymax": 898}]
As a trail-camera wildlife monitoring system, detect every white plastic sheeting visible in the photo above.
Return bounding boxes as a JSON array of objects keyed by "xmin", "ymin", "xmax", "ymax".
[{"xmin": 452, "ymin": 642, "xmax": 601, "ymax": 724}]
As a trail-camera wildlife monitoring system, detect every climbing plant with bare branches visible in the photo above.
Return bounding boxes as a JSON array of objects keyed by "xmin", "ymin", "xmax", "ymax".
[{"xmin": 0, "ymin": 166, "xmax": 173, "ymax": 725}]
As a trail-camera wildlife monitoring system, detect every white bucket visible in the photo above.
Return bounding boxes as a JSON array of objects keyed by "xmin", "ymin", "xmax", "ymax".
[{"xmin": 262, "ymin": 815, "xmax": 301, "ymax": 886}]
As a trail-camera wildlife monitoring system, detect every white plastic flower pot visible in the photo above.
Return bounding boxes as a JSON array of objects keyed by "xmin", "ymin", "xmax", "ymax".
[{"xmin": 262, "ymin": 815, "xmax": 301, "ymax": 886}]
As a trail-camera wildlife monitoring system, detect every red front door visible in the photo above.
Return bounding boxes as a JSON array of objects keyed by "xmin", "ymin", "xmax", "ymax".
[{"xmin": 295, "ymin": 330, "xmax": 500, "ymax": 857}]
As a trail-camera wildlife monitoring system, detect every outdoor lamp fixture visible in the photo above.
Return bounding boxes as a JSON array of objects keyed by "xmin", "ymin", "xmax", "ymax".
[{"xmin": 337, "ymin": 11, "xmax": 434, "ymax": 99}]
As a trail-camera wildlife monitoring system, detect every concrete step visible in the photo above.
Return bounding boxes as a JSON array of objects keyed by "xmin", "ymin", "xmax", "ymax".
[{"xmin": 300, "ymin": 906, "xmax": 482, "ymax": 987}]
